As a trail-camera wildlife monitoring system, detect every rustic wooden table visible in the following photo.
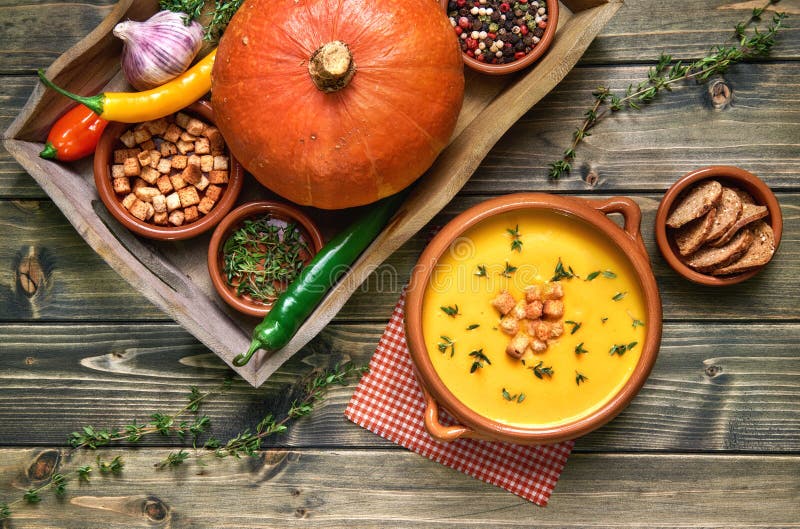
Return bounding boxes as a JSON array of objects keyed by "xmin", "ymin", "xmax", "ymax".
[{"xmin": 1, "ymin": 1, "xmax": 799, "ymax": 527}]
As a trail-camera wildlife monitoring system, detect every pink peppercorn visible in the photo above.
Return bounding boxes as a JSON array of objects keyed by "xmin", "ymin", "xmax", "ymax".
[
  {"xmin": 499, "ymin": 3, "xmax": 510, "ymax": 12},
  {"xmin": 538, "ymin": 21, "xmax": 547, "ymax": 28},
  {"xmin": 454, "ymin": 26, "xmax": 463, "ymax": 35},
  {"xmin": 466, "ymin": 49, "xmax": 475, "ymax": 57},
  {"xmin": 466, "ymin": 37, "xmax": 478, "ymax": 49},
  {"xmin": 520, "ymin": 25, "xmax": 528, "ymax": 35},
  {"xmin": 487, "ymin": 32, "xmax": 496, "ymax": 39},
  {"xmin": 514, "ymin": 51, "xmax": 525, "ymax": 60},
  {"xmin": 457, "ymin": 0, "xmax": 466, "ymax": 5},
  {"xmin": 458, "ymin": 16, "xmax": 470, "ymax": 29}
]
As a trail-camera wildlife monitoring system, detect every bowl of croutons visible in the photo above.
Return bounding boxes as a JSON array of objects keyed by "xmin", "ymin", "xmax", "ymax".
[
  {"xmin": 93, "ymin": 100, "xmax": 243, "ymax": 240},
  {"xmin": 655, "ymin": 166, "xmax": 783, "ymax": 286}
]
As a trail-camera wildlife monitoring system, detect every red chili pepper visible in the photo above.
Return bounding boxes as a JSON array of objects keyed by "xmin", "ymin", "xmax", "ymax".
[{"xmin": 39, "ymin": 104, "xmax": 108, "ymax": 162}]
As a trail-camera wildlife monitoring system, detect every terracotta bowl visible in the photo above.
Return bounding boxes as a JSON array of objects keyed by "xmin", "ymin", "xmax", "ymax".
[
  {"xmin": 207, "ymin": 201, "xmax": 325, "ymax": 318},
  {"xmin": 655, "ymin": 166, "xmax": 783, "ymax": 286},
  {"xmin": 405, "ymin": 193, "xmax": 662, "ymax": 445},
  {"xmin": 93, "ymin": 100, "xmax": 243, "ymax": 240},
  {"xmin": 440, "ymin": 0, "xmax": 559, "ymax": 75}
]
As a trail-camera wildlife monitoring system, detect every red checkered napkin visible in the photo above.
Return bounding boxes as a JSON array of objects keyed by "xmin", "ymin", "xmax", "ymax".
[{"xmin": 345, "ymin": 291, "xmax": 574, "ymax": 506}]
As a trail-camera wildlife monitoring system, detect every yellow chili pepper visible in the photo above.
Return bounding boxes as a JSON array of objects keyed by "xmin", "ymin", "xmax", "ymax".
[{"xmin": 37, "ymin": 49, "xmax": 217, "ymax": 123}]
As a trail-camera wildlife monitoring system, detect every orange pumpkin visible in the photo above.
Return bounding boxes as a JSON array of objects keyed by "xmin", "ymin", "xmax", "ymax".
[{"xmin": 211, "ymin": 0, "xmax": 465, "ymax": 210}]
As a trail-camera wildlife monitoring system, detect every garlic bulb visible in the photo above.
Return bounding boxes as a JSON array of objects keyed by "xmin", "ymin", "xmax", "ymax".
[{"xmin": 113, "ymin": 10, "xmax": 204, "ymax": 91}]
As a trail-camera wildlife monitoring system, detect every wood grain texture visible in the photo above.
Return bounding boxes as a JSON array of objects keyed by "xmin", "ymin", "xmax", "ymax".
[
  {"xmin": 0, "ymin": 449, "xmax": 797, "ymax": 528},
  {"xmin": 0, "ymin": 322, "xmax": 797, "ymax": 452},
  {"xmin": 2, "ymin": 195, "xmax": 797, "ymax": 322},
  {"xmin": 4, "ymin": 62, "xmax": 799, "ymax": 197}
]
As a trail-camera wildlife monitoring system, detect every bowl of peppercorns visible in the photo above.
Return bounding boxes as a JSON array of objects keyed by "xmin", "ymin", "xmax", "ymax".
[{"xmin": 442, "ymin": 0, "xmax": 558, "ymax": 75}]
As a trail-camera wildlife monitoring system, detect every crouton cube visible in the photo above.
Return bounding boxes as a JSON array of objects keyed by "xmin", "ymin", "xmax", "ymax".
[
  {"xmin": 111, "ymin": 164, "xmax": 126, "ymax": 179},
  {"xmin": 187, "ymin": 154, "xmax": 201, "ymax": 167},
  {"xmin": 135, "ymin": 186, "xmax": 160, "ymax": 203},
  {"xmin": 185, "ymin": 118, "xmax": 206, "ymax": 136},
  {"xmin": 121, "ymin": 193, "xmax": 137, "ymax": 210},
  {"xmin": 144, "ymin": 118, "xmax": 168, "ymax": 136},
  {"xmin": 165, "ymin": 192, "xmax": 181, "ymax": 212},
  {"xmin": 544, "ymin": 282, "xmax": 564, "ymax": 300},
  {"xmin": 182, "ymin": 163, "xmax": 202, "ymax": 185},
  {"xmin": 132, "ymin": 178, "xmax": 148, "ymax": 192},
  {"xmin": 549, "ymin": 322, "xmax": 564, "ymax": 339},
  {"xmin": 129, "ymin": 199, "xmax": 149, "ymax": 221},
  {"xmin": 499, "ymin": 315, "xmax": 519, "ymax": 336},
  {"xmin": 171, "ymin": 155, "xmax": 188, "ymax": 170},
  {"xmin": 168, "ymin": 210, "xmax": 185, "ymax": 226},
  {"xmin": 529, "ymin": 319, "xmax": 551, "ymax": 342},
  {"xmin": 511, "ymin": 300, "xmax": 527, "ymax": 320},
  {"xmin": 152, "ymin": 194, "xmax": 167, "ymax": 213},
  {"xmin": 163, "ymin": 123, "xmax": 182, "ymax": 143},
  {"xmin": 113, "ymin": 149, "xmax": 129, "ymax": 164},
  {"xmin": 178, "ymin": 186, "xmax": 200, "ymax": 208},
  {"xmin": 525, "ymin": 300, "xmax": 543, "ymax": 320},
  {"xmin": 119, "ymin": 130, "xmax": 137, "ymax": 148},
  {"xmin": 205, "ymin": 185, "xmax": 223, "ymax": 202},
  {"xmin": 136, "ymin": 150, "xmax": 151, "ymax": 167},
  {"xmin": 140, "ymin": 166, "xmax": 160, "ymax": 185},
  {"xmin": 153, "ymin": 211, "xmax": 168, "ymax": 225},
  {"xmin": 208, "ymin": 170, "xmax": 229, "ymax": 184},
  {"xmin": 203, "ymin": 126, "xmax": 225, "ymax": 154},
  {"xmin": 194, "ymin": 137, "xmax": 210, "ymax": 154},
  {"xmin": 212, "ymin": 155, "xmax": 229, "ymax": 170},
  {"xmin": 183, "ymin": 206, "xmax": 199, "ymax": 223},
  {"xmin": 145, "ymin": 202, "xmax": 155, "ymax": 221},
  {"xmin": 506, "ymin": 333, "xmax": 530, "ymax": 359},
  {"xmin": 543, "ymin": 300, "xmax": 564, "ymax": 319},
  {"xmin": 112, "ymin": 177, "xmax": 130, "ymax": 195},
  {"xmin": 133, "ymin": 128, "xmax": 152, "ymax": 145},
  {"xmin": 180, "ymin": 131, "xmax": 197, "ymax": 142},
  {"xmin": 524, "ymin": 284, "xmax": 542, "ymax": 302},
  {"xmin": 530, "ymin": 339, "xmax": 547, "ymax": 353},
  {"xmin": 491, "ymin": 290, "xmax": 516, "ymax": 316},
  {"xmin": 200, "ymin": 155, "xmax": 214, "ymax": 172},
  {"xmin": 160, "ymin": 141, "xmax": 178, "ymax": 157},
  {"xmin": 148, "ymin": 150, "xmax": 161, "ymax": 168},
  {"xmin": 157, "ymin": 158, "xmax": 172, "ymax": 174},
  {"xmin": 175, "ymin": 112, "xmax": 191, "ymax": 129},
  {"xmin": 123, "ymin": 158, "xmax": 140, "ymax": 177},
  {"xmin": 176, "ymin": 140, "xmax": 194, "ymax": 154},
  {"xmin": 170, "ymin": 174, "xmax": 187, "ymax": 191},
  {"xmin": 156, "ymin": 175, "xmax": 173, "ymax": 195},
  {"xmin": 139, "ymin": 139, "xmax": 155, "ymax": 152},
  {"xmin": 197, "ymin": 196, "xmax": 216, "ymax": 215},
  {"xmin": 194, "ymin": 175, "xmax": 209, "ymax": 192}
]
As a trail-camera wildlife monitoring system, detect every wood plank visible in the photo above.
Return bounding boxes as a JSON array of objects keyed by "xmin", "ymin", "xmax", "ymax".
[
  {"xmin": 4, "ymin": 62, "xmax": 799, "ymax": 197},
  {"xmin": 0, "ymin": 449, "xmax": 797, "ymax": 527},
  {"xmin": 0, "ymin": 0, "xmax": 798, "ymax": 74},
  {"xmin": 0, "ymin": 322, "xmax": 797, "ymax": 452},
  {"xmin": 2, "ymin": 194, "xmax": 797, "ymax": 322}
]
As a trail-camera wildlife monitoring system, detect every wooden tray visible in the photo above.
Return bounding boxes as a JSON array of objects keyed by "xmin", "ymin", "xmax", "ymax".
[{"xmin": 3, "ymin": 0, "xmax": 621, "ymax": 387}]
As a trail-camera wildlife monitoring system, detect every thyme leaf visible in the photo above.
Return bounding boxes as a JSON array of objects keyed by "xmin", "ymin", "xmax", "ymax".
[
  {"xmin": 529, "ymin": 361, "xmax": 554, "ymax": 380},
  {"xmin": 575, "ymin": 372, "xmax": 589, "ymax": 385},
  {"xmin": 551, "ymin": 258, "xmax": 578, "ymax": 281},
  {"xmin": 440, "ymin": 304, "xmax": 460, "ymax": 317}
]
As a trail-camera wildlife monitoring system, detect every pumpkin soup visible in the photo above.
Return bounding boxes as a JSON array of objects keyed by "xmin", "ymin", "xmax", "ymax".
[{"xmin": 421, "ymin": 209, "xmax": 647, "ymax": 428}]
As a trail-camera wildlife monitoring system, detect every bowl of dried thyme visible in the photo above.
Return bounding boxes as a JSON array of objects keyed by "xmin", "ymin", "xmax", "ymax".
[{"xmin": 208, "ymin": 201, "xmax": 325, "ymax": 317}]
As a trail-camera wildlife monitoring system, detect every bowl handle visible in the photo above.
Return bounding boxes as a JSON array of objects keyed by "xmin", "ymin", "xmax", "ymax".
[
  {"xmin": 421, "ymin": 386, "xmax": 474, "ymax": 443},
  {"xmin": 580, "ymin": 197, "xmax": 647, "ymax": 255}
]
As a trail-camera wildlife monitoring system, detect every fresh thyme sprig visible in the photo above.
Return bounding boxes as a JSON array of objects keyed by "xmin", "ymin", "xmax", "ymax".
[
  {"xmin": 549, "ymin": 2, "xmax": 787, "ymax": 179},
  {"xmin": 469, "ymin": 349, "xmax": 492, "ymax": 373},
  {"xmin": 159, "ymin": 0, "xmax": 245, "ymax": 42}
]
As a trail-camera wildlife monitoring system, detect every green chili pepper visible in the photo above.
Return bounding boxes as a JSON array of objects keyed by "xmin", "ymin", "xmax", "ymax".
[{"xmin": 233, "ymin": 191, "xmax": 407, "ymax": 367}]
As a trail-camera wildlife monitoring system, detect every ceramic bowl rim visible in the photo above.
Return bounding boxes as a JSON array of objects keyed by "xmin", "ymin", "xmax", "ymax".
[
  {"xmin": 404, "ymin": 192, "xmax": 663, "ymax": 444},
  {"xmin": 654, "ymin": 165, "xmax": 783, "ymax": 286}
]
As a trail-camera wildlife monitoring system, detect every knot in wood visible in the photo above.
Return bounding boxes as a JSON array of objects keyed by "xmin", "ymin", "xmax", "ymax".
[
  {"xmin": 705, "ymin": 364, "xmax": 722, "ymax": 378},
  {"xmin": 27, "ymin": 450, "xmax": 60, "ymax": 482},
  {"xmin": 142, "ymin": 496, "xmax": 170, "ymax": 523},
  {"xmin": 584, "ymin": 170, "xmax": 600, "ymax": 187},
  {"xmin": 709, "ymin": 79, "xmax": 732, "ymax": 110},
  {"xmin": 16, "ymin": 249, "xmax": 45, "ymax": 298}
]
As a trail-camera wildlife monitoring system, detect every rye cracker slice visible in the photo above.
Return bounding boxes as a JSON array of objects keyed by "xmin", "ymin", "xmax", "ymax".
[
  {"xmin": 684, "ymin": 228, "xmax": 752, "ymax": 273},
  {"xmin": 705, "ymin": 187, "xmax": 743, "ymax": 242},
  {"xmin": 675, "ymin": 209, "xmax": 716, "ymax": 256},
  {"xmin": 709, "ymin": 202, "xmax": 768, "ymax": 247},
  {"xmin": 666, "ymin": 180, "xmax": 722, "ymax": 228},
  {"xmin": 711, "ymin": 221, "xmax": 775, "ymax": 275}
]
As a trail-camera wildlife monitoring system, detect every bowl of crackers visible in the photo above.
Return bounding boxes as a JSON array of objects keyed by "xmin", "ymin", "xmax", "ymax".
[
  {"xmin": 655, "ymin": 166, "xmax": 782, "ymax": 286},
  {"xmin": 93, "ymin": 100, "xmax": 243, "ymax": 240}
]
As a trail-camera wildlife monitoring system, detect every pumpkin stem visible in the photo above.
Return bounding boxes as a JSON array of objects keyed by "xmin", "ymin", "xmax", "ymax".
[{"xmin": 308, "ymin": 41, "xmax": 356, "ymax": 93}]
